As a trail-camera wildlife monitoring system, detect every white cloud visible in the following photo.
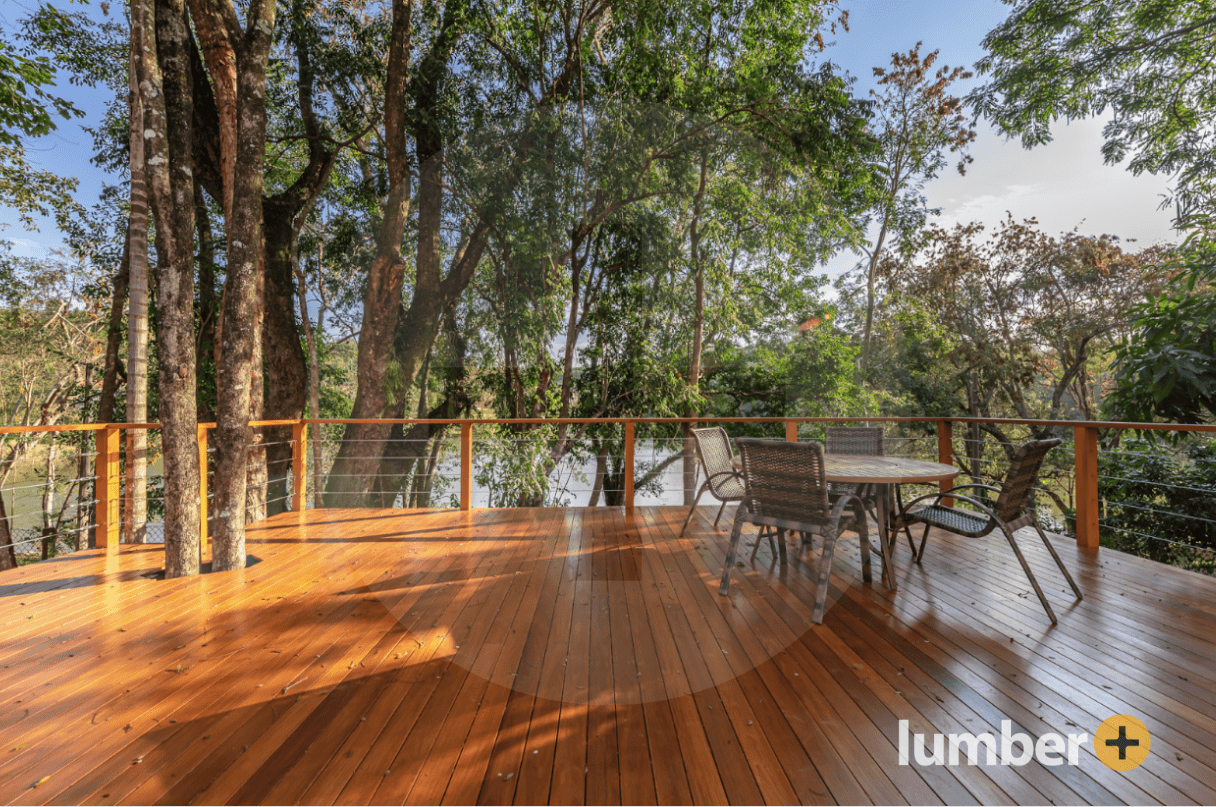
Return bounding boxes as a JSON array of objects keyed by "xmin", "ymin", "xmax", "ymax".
[
  {"xmin": 928, "ymin": 117, "xmax": 1178, "ymax": 246},
  {"xmin": 3, "ymin": 238, "xmax": 53, "ymax": 259}
]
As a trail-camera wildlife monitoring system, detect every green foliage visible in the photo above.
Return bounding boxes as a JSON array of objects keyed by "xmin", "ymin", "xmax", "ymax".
[
  {"xmin": 882, "ymin": 217, "xmax": 1171, "ymax": 423},
  {"xmin": 0, "ymin": 7, "xmax": 102, "ymax": 231},
  {"xmin": 1108, "ymin": 245, "xmax": 1216, "ymax": 423},
  {"xmin": 1097, "ymin": 436, "xmax": 1216, "ymax": 573},
  {"xmin": 0, "ymin": 143, "xmax": 81, "ymax": 231},
  {"xmin": 872, "ymin": 303, "xmax": 959, "ymax": 418},
  {"xmin": 0, "ymin": 18, "xmax": 81, "ymax": 145}
]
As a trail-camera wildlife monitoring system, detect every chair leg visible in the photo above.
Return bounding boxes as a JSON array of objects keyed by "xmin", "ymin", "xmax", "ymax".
[
  {"xmin": 749, "ymin": 527, "xmax": 766, "ymax": 561},
  {"xmin": 812, "ymin": 530, "xmax": 839, "ymax": 624},
  {"xmin": 776, "ymin": 528, "xmax": 788, "ymax": 565},
  {"xmin": 999, "ymin": 523, "xmax": 1058, "ymax": 625},
  {"xmin": 854, "ymin": 503, "xmax": 872, "ymax": 585},
  {"xmin": 718, "ymin": 505, "xmax": 750, "ymax": 595},
  {"xmin": 1032, "ymin": 519, "xmax": 1083, "ymax": 600},
  {"xmin": 713, "ymin": 500, "xmax": 728, "ymax": 529},
  {"xmin": 915, "ymin": 523, "xmax": 931, "ymax": 563},
  {"xmin": 678, "ymin": 483, "xmax": 709, "ymax": 538},
  {"xmin": 893, "ymin": 485, "xmax": 916, "ymax": 553}
]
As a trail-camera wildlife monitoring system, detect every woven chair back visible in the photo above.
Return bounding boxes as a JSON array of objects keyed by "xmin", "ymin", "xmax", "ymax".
[
  {"xmin": 825, "ymin": 426, "xmax": 885, "ymax": 457},
  {"xmin": 994, "ymin": 438, "xmax": 1062, "ymax": 522},
  {"xmin": 735, "ymin": 438, "xmax": 830, "ymax": 527},
  {"xmin": 691, "ymin": 427, "xmax": 737, "ymax": 498}
]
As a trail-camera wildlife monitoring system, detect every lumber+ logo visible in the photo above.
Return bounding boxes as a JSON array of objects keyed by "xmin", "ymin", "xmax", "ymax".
[
  {"xmin": 1094, "ymin": 714, "xmax": 1151, "ymax": 771},
  {"xmin": 898, "ymin": 716, "xmax": 1151, "ymax": 770}
]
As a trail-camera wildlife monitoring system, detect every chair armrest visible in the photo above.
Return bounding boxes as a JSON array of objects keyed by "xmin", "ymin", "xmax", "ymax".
[
  {"xmin": 706, "ymin": 469, "xmax": 742, "ymax": 485},
  {"xmin": 938, "ymin": 482, "xmax": 1002, "ymax": 497},
  {"xmin": 829, "ymin": 493, "xmax": 870, "ymax": 538}
]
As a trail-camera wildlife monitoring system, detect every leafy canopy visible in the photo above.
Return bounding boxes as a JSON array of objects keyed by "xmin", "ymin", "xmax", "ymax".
[
  {"xmin": 1107, "ymin": 247, "xmax": 1216, "ymax": 424},
  {"xmin": 0, "ymin": 9, "xmax": 86, "ymax": 230}
]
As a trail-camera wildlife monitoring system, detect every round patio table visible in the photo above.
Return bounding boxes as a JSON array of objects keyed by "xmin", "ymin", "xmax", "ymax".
[{"xmin": 734, "ymin": 453, "xmax": 959, "ymax": 590}]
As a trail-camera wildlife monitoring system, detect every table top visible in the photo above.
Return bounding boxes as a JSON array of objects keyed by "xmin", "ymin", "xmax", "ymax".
[
  {"xmin": 732, "ymin": 453, "xmax": 959, "ymax": 485},
  {"xmin": 819, "ymin": 455, "xmax": 960, "ymax": 484}
]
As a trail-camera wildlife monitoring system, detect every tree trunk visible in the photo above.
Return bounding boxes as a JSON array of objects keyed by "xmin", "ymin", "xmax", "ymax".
[
  {"xmin": 97, "ymin": 242, "xmax": 129, "ymax": 425},
  {"xmin": 203, "ymin": 0, "xmax": 277, "ymax": 572},
  {"xmin": 195, "ymin": 182, "xmax": 218, "ymax": 422},
  {"xmin": 262, "ymin": 202, "xmax": 307, "ymax": 516},
  {"xmin": 860, "ymin": 219, "xmax": 889, "ymax": 373},
  {"xmin": 684, "ymin": 151, "xmax": 709, "ymax": 506},
  {"xmin": 145, "ymin": 0, "xmax": 201, "ymax": 577},
  {"xmin": 295, "ymin": 248, "xmax": 325, "ymax": 509},
  {"xmin": 413, "ymin": 434, "xmax": 445, "ymax": 508},
  {"xmin": 126, "ymin": 14, "xmax": 150, "ymax": 545},
  {"xmin": 323, "ymin": 0, "xmax": 413, "ymax": 506},
  {"xmin": 245, "ymin": 249, "xmax": 267, "ymax": 525},
  {"xmin": 41, "ymin": 441, "xmax": 56, "ymax": 559},
  {"xmin": 589, "ymin": 440, "xmax": 607, "ymax": 507},
  {"xmin": 92, "ymin": 244, "xmax": 129, "ymax": 550}
]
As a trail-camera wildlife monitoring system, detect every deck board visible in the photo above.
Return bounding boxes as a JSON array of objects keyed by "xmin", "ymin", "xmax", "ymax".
[{"xmin": 3, "ymin": 505, "xmax": 1216, "ymax": 805}]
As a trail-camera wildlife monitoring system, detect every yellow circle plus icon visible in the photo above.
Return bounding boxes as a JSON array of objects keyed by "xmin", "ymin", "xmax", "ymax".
[{"xmin": 1095, "ymin": 715, "xmax": 1151, "ymax": 771}]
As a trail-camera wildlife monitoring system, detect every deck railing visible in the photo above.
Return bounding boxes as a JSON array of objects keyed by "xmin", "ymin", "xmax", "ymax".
[{"xmin": 4, "ymin": 416, "xmax": 1216, "ymax": 566}]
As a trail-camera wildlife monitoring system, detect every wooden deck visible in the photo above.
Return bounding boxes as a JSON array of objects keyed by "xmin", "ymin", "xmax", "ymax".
[{"xmin": 2, "ymin": 506, "xmax": 1215, "ymax": 805}]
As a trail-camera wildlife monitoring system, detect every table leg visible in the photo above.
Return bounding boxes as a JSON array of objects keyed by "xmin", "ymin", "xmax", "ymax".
[{"xmin": 876, "ymin": 485, "xmax": 896, "ymax": 591}]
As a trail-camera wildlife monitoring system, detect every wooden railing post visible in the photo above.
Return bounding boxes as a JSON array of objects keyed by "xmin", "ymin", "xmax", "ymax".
[
  {"xmin": 197, "ymin": 425, "xmax": 209, "ymax": 551},
  {"xmin": 95, "ymin": 425, "xmax": 120, "ymax": 552},
  {"xmin": 938, "ymin": 419, "xmax": 954, "ymax": 506},
  {"xmin": 292, "ymin": 420, "xmax": 307, "ymax": 512},
  {"xmin": 785, "ymin": 420, "xmax": 798, "ymax": 442},
  {"xmin": 624, "ymin": 421, "xmax": 635, "ymax": 510},
  {"xmin": 1074, "ymin": 425, "xmax": 1100, "ymax": 549},
  {"xmin": 460, "ymin": 422, "xmax": 472, "ymax": 511}
]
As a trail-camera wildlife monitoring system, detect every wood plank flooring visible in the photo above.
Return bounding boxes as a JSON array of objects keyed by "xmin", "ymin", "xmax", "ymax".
[{"xmin": 1, "ymin": 506, "xmax": 1215, "ymax": 805}]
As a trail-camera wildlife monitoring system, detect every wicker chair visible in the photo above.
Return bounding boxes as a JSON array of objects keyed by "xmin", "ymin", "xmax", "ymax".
[
  {"xmin": 825, "ymin": 426, "xmax": 915, "ymax": 553},
  {"xmin": 891, "ymin": 437, "xmax": 1082, "ymax": 624},
  {"xmin": 719, "ymin": 439, "xmax": 879, "ymax": 624},
  {"xmin": 678, "ymin": 427, "xmax": 746, "ymax": 538},
  {"xmin": 825, "ymin": 425, "xmax": 884, "ymax": 517}
]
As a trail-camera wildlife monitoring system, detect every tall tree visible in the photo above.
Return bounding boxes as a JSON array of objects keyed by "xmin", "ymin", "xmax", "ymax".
[
  {"xmin": 259, "ymin": 2, "xmax": 344, "ymax": 515},
  {"xmin": 125, "ymin": 0, "xmax": 150, "ymax": 545},
  {"xmin": 141, "ymin": 0, "xmax": 202, "ymax": 576},
  {"xmin": 188, "ymin": 0, "xmax": 278, "ymax": 570},
  {"xmin": 858, "ymin": 42, "xmax": 974, "ymax": 371}
]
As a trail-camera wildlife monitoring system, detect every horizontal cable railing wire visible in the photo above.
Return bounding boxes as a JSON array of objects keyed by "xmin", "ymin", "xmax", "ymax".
[{"xmin": 3, "ymin": 416, "xmax": 1215, "ymax": 576}]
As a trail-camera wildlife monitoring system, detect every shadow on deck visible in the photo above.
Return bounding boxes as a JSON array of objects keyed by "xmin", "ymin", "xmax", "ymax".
[{"xmin": 1, "ymin": 506, "xmax": 1214, "ymax": 805}]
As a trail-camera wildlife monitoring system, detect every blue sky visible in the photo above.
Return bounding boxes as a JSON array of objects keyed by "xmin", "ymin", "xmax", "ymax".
[{"xmin": 1, "ymin": 0, "xmax": 1179, "ymax": 261}]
